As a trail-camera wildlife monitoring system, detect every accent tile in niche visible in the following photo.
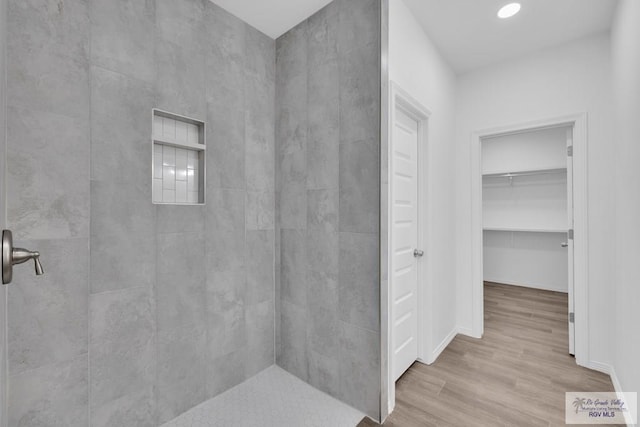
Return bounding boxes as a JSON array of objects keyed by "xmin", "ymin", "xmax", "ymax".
[
  {"xmin": 176, "ymin": 149, "xmax": 188, "ymax": 179},
  {"xmin": 163, "ymin": 167, "xmax": 176, "ymax": 190},
  {"xmin": 187, "ymin": 168, "xmax": 199, "ymax": 193},
  {"xmin": 152, "ymin": 110, "xmax": 205, "ymax": 205},
  {"xmin": 187, "ymin": 123, "xmax": 200, "ymax": 144},
  {"xmin": 176, "ymin": 181, "xmax": 187, "ymax": 203},
  {"xmin": 154, "ymin": 115, "xmax": 164, "ymax": 138},
  {"xmin": 163, "ymin": 117, "xmax": 177, "ymax": 141},
  {"xmin": 155, "ymin": 152, "xmax": 163, "ymax": 179},
  {"xmin": 176, "ymin": 121, "xmax": 188, "ymax": 144},
  {"xmin": 163, "ymin": 190, "xmax": 176, "ymax": 203},
  {"xmin": 163, "ymin": 145, "xmax": 176, "ymax": 167},
  {"xmin": 187, "ymin": 150, "xmax": 198, "ymax": 169}
]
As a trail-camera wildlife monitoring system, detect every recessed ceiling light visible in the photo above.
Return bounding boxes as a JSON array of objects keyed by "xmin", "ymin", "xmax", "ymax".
[{"xmin": 497, "ymin": 3, "xmax": 521, "ymax": 19}]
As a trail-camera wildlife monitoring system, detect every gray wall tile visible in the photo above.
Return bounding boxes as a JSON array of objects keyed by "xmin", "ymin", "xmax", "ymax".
[
  {"xmin": 156, "ymin": 0, "xmax": 205, "ymax": 50},
  {"xmin": 205, "ymin": 4, "xmax": 246, "ymax": 191},
  {"xmin": 339, "ymin": 139, "xmax": 380, "ymax": 233},
  {"xmin": 205, "ymin": 3, "xmax": 245, "ymax": 95},
  {"xmin": 157, "ymin": 232, "xmax": 206, "ymax": 332},
  {"xmin": 308, "ymin": 349, "xmax": 339, "ymax": 397},
  {"xmin": 7, "ymin": 0, "xmax": 279, "ymax": 424},
  {"xmin": 157, "ymin": 204, "xmax": 204, "ymax": 234},
  {"xmin": 206, "ymin": 98, "xmax": 245, "ymax": 190},
  {"xmin": 9, "ymin": 355, "xmax": 88, "ymax": 427},
  {"xmin": 307, "ymin": 3, "xmax": 339, "ymax": 191},
  {"xmin": 275, "ymin": 2, "xmax": 381, "ymax": 418},
  {"xmin": 338, "ymin": 321, "xmax": 379, "ymax": 419},
  {"xmin": 281, "ymin": 229, "xmax": 307, "ymax": 307},
  {"xmin": 307, "ymin": 305, "xmax": 339, "ymax": 358},
  {"xmin": 279, "ymin": 183, "xmax": 307, "ymax": 230},
  {"xmin": 7, "ymin": 0, "xmax": 90, "ymax": 120},
  {"xmin": 206, "ymin": 263, "xmax": 246, "ymax": 314},
  {"xmin": 307, "ymin": 230, "xmax": 339, "ymax": 312},
  {"xmin": 279, "ymin": 148, "xmax": 307, "ymax": 229},
  {"xmin": 246, "ymin": 191, "xmax": 275, "ymax": 230},
  {"xmin": 276, "ymin": 25, "xmax": 307, "ymax": 158},
  {"xmin": 245, "ymin": 27, "xmax": 275, "ymax": 191},
  {"xmin": 0, "ymin": 0, "xmax": 5, "ymax": 419},
  {"xmin": 7, "ymin": 107, "xmax": 89, "ymax": 240},
  {"xmin": 155, "ymin": 40, "xmax": 206, "ymax": 120},
  {"xmin": 90, "ymin": 0, "xmax": 155, "ymax": 83},
  {"xmin": 207, "ymin": 303, "xmax": 246, "ymax": 360},
  {"xmin": 90, "ymin": 66, "xmax": 154, "ymax": 184},
  {"xmin": 245, "ymin": 300, "xmax": 275, "ymax": 377},
  {"xmin": 307, "ymin": 138, "xmax": 339, "ymax": 191},
  {"xmin": 245, "ymin": 230, "xmax": 274, "ymax": 305},
  {"xmin": 338, "ymin": 0, "xmax": 380, "ymax": 145},
  {"xmin": 90, "ymin": 387, "xmax": 155, "ymax": 427},
  {"xmin": 278, "ymin": 300, "xmax": 308, "ymax": 381},
  {"xmin": 307, "ymin": 189, "xmax": 338, "ymax": 232},
  {"xmin": 157, "ymin": 326, "xmax": 206, "ymax": 424},
  {"xmin": 206, "ymin": 349, "xmax": 246, "ymax": 398},
  {"xmin": 90, "ymin": 180, "xmax": 156, "ymax": 294},
  {"xmin": 90, "ymin": 286, "xmax": 155, "ymax": 412},
  {"xmin": 8, "ymin": 238, "xmax": 88, "ymax": 375},
  {"xmin": 339, "ymin": 232, "xmax": 380, "ymax": 332}
]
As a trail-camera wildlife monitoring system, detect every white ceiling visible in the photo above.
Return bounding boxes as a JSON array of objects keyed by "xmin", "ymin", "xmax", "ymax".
[
  {"xmin": 402, "ymin": 0, "xmax": 618, "ymax": 73},
  {"xmin": 209, "ymin": 0, "xmax": 333, "ymax": 39}
]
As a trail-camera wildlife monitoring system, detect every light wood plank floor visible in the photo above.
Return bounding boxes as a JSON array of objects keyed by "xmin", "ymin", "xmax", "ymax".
[{"xmin": 360, "ymin": 282, "xmax": 620, "ymax": 427}]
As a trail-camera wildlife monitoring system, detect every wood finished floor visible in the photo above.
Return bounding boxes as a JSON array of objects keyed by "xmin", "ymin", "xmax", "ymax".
[{"xmin": 360, "ymin": 282, "xmax": 620, "ymax": 427}]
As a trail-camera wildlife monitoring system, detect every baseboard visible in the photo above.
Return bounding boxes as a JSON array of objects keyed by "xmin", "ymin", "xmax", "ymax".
[
  {"xmin": 457, "ymin": 326, "xmax": 479, "ymax": 339},
  {"xmin": 588, "ymin": 360, "xmax": 612, "ymax": 375},
  {"xmin": 610, "ymin": 365, "xmax": 636, "ymax": 427},
  {"xmin": 586, "ymin": 361, "xmax": 635, "ymax": 427},
  {"xmin": 427, "ymin": 327, "xmax": 458, "ymax": 364}
]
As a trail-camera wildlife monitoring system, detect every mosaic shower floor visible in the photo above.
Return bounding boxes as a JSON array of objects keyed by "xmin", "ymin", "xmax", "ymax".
[{"xmin": 161, "ymin": 366, "xmax": 365, "ymax": 427}]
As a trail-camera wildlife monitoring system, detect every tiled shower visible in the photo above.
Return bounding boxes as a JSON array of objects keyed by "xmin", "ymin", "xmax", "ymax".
[{"xmin": 0, "ymin": 0, "xmax": 381, "ymax": 425}]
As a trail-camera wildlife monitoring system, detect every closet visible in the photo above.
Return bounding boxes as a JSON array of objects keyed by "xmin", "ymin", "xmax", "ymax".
[{"xmin": 482, "ymin": 125, "xmax": 572, "ymax": 293}]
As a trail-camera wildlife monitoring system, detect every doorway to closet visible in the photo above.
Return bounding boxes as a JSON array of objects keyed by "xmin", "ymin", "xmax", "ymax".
[{"xmin": 481, "ymin": 124, "xmax": 575, "ymax": 353}]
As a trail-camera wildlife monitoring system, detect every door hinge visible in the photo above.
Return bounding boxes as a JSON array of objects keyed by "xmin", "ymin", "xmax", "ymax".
[
  {"xmin": 568, "ymin": 229, "xmax": 574, "ymax": 240},
  {"xmin": 569, "ymin": 312, "xmax": 575, "ymax": 323},
  {"xmin": 567, "ymin": 146, "xmax": 573, "ymax": 156}
]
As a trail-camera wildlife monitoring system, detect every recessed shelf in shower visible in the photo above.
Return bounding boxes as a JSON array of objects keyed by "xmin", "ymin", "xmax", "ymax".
[{"xmin": 152, "ymin": 109, "xmax": 205, "ymax": 205}]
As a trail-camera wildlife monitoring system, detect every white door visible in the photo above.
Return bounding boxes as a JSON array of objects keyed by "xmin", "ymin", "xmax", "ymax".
[
  {"xmin": 566, "ymin": 128, "xmax": 575, "ymax": 355},
  {"xmin": 391, "ymin": 107, "xmax": 421, "ymax": 381}
]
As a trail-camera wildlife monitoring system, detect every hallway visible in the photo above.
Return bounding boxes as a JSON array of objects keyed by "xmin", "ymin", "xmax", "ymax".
[{"xmin": 362, "ymin": 283, "xmax": 620, "ymax": 426}]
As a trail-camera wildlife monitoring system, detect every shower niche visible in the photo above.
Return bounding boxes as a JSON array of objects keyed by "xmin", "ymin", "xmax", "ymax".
[{"xmin": 152, "ymin": 109, "xmax": 205, "ymax": 204}]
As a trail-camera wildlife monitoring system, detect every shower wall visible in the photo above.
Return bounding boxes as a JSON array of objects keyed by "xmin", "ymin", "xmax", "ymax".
[
  {"xmin": 5, "ymin": 0, "xmax": 274, "ymax": 425},
  {"xmin": 0, "ymin": 0, "xmax": 6, "ymax": 425},
  {"xmin": 275, "ymin": 0, "xmax": 381, "ymax": 419}
]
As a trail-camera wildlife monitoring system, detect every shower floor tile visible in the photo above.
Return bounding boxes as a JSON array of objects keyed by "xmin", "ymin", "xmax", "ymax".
[{"xmin": 161, "ymin": 365, "xmax": 365, "ymax": 427}]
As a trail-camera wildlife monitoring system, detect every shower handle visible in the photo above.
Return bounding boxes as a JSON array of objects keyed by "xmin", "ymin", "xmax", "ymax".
[{"xmin": 2, "ymin": 230, "xmax": 44, "ymax": 285}]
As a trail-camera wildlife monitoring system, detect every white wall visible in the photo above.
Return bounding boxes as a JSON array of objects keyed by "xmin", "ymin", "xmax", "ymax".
[
  {"xmin": 388, "ymin": 0, "xmax": 458, "ymax": 360},
  {"xmin": 484, "ymin": 231, "xmax": 568, "ymax": 292},
  {"xmin": 482, "ymin": 127, "xmax": 569, "ymax": 293},
  {"xmin": 455, "ymin": 33, "xmax": 615, "ymax": 367},
  {"xmin": 611, "ymin": 0, "xmax": 640, "ymax": 405}
]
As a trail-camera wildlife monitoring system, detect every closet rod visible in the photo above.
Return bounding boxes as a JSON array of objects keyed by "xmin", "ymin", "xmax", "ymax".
[{"xmin": 483, "ymin": 168, "xmax": 567, "ymax": 179}]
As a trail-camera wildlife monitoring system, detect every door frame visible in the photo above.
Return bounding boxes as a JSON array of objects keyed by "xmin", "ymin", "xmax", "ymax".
[
  {"xmin": 469, "ymin": 113, "xmax": 589, "ymax": 367},
  {"xmin": 385, "ymin": 82, "xmax": 431, "ymax": 415}
]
